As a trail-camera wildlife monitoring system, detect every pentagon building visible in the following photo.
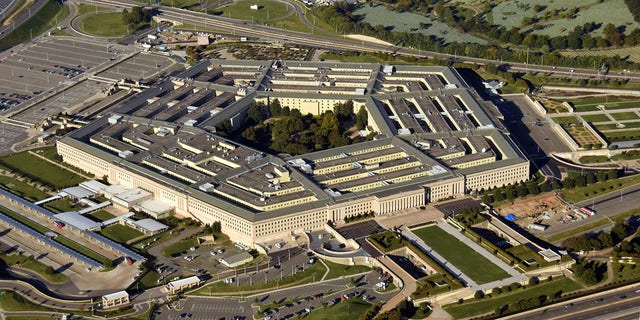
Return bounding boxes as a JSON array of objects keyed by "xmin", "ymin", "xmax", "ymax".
[{"xmin": 57, "ymin": 60, "xmax": 529, "ymax": 245}]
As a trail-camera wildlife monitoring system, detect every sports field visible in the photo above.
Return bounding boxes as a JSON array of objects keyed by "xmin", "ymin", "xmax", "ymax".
[{"xmin": 411, "ymin": 226, "xmax": 509, "ymax": 284}]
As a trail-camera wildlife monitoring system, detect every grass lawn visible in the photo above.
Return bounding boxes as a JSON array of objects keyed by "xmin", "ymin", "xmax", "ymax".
[
  {"xmin": 0, "ymin": 151, "xmax": 86, "ymax": 190},
  {"xmin": 75, "ymin": 2, "xmax": 111, "ymax": 15},
  {"xmin": 581, "ymin": 114, "xmax": 611, "ymax": 123},
  {"xmin": 43, "ymin": 198, "xmax": 80, "ymax": 213},
  {"xmin": 0, "ymin": 254, "xmax": 68, "ymax": 283},
  {"xmin": 87, "ymin": 210, "xmax": 116, "ymax": 221},
  {"xmin": 0, "ymin": 291, "xmax": 60, "ymax": 312},
  {"xmin": 552, "ymin": 116, "xmax": 579, "ymax": 125},
  {"xmin": 99, "ymin": 224, "xmax": 144, "ymax": 243},
  {"xmin": 560, "ymin": 174, "xmax": 640, "ymax": 203},
  {"xmin": 160, "ymin": 0, "xmax": 201, "ymax": 10},
  {"xmin": 0, "ymin": 175, "xmax": 50, "ymax": 201},
  {"xmin": 602, "ymin": 130, "xmax": 640, "ymax": 141},
  {"xmin": 611, "ymin": 112, "xmax": 640, "ymax": 121},
  {"xmin": 79, "ymin": 12, "xmax": 131, "ymax": 36},
  {"xmin": 133, "ymin": 270, "xmax": 161, "ymax": 290},
  {"xmin": 191, "ymin": 261, "xmax": 326, "ymax": 296},
  {"xmin": 213, "ymin": 0, "xmax": 289, "ymax": 23},
  {"xmin": 323, "ymin": 260, "xmax": 371, "ymax": 280},
  {"xmin": 368, "ymin": 231, "xmax": 403, "ymax": 252},
  {"xmin": 444, "ymin": 278, "xmax": 582, "ymax": 319},
  {"xmin": 31, "ymin": 147, "xmax": 93, "ymax": 177},
  {"xmin": 306, "ymin": 300, "xmax": 372, "ymax": 320},
  {"xmin": 0, "ymin": 0, "xmax": 70, "ymax": 51},
  {"xmin": 578, "ymin": 155, "xmax": 610, "ymax": 164},
  {"xmin": 0, "ymin": 205, "xmax": 50, "ymax": 234},
  {"xmin": 411, "ymin": 226, "xmax": 510, "ymax": 285}
]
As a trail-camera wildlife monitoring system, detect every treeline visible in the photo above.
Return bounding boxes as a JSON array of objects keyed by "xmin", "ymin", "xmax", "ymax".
[
  {"xmin": 626, "ymin": 0, "xmax": 640, "ymax": 22},
  {"xmin": 562, "ymin": 222, "xmax": 630, "ymax": 251},
  {"xmin": 480, "ymin": 169, "xmax": 618, "ymax": 205},
  {"xmin": 312, "ymin": 3, "xmax": 639, "ymax": 70},
  {"xmin": 572, "ymin": 259, "xmax": 607, "ymax": 285}
]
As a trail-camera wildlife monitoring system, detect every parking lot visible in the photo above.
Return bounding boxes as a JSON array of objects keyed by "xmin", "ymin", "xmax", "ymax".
[
  {"xmin": 0, "ymin": 38, "xmax": 130, "ymax": 112},
  {"xmin": 96, "ymin": 52, "xmax": 175, "ymax": 81},
  {"xmin": 0, "ymin": 123, "xmax": 27, "ymax": 156}
]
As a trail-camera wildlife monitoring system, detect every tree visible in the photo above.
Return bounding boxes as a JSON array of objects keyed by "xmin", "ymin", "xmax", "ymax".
[
  {"xmin": 528, "ymin": 276, "xmax": 540, "ymax": 286},
  {"xmin": 474, "ymin": 290, "xmax": 485, "ymax": 299},
  {"xmin": 212, "ymin": 221, "xmax": 222, "ymax": 233},
  {"xmin": 356, "ymin": 106, "xmax": 368, "ymax": 130},
  {"xmin": 607, "ymin": 169, "xmax": 618, "ymax": 180}
]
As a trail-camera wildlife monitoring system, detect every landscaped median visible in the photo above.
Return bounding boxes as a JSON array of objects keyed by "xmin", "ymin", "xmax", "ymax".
[
  {"xmin": 443, "ymin": 277, "xmax": 582, "ymax": 319},
  {"xmin": 188, "ymin": 259, "xmax": 370, "ymax": 297}
]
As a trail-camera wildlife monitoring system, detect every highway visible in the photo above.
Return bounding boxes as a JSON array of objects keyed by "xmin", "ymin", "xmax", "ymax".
[
  {"xmin": 85, "ymin": 0, "xmax": 640, "ymax": 83},
  {"xmin": 505, "ymin": 284, "xmax": 640, "ymax": 320}
]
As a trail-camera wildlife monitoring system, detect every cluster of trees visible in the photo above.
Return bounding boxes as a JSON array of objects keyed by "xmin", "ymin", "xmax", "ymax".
[
  {"xmin": 614, "ymin": 236, "xmax": 640, "ymax": 257},
  {"xmin": 121, "ymin": 7, "xmax": 155, "ymax": 29},
  {"xmin": 375, "ymin": 299, "xmax": 429, "ymax": 320},
  {"xmin": 203, "ymin": 221, "xmax": 222, "ymax": 234},
  {"xmin": 453, "ymin": 206, "xmax": 485, "ymax": 226},
  {"xmin": 312, "ymin": 3, "xmax": 640, "ymax": 71},
  {"xmin": 240, "ymin": 100, "xmax": 371, "ymax": 155},
  {"xmin": 562, "ymin": 222, "xmax": 630, "ymax": 251},
  {"xmin": 626, "ymin": 0, "xmax": 640, "ymax": 22},
  {"xmin": 572, "ymin": 259, "xmax": 607, "ymax": 285},
  {"xmin": 480, "ymin": 169, "xmax": 618, "ymax": 204},
  {"xmin": 343, "ymin": 211, "xmax": 375, "ymax": 223}
]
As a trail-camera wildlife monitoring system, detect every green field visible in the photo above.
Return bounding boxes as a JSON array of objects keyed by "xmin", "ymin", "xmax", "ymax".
[
  {"xmin": 213, "ymin": 0, "xmax": 290, "ymax": 23},
  {"xmin": 79, "ymin": 12, "xmax": 131, "ymax": 36},
  {"xmin": 580, "ymin": 114, "xmax": 611, "ymax": 123},
  {"xmin": 43, "ymin": 198, "xmax": 80, "ymax": 213},
  {"xmin": 444, "ymin": 277, "xmax": 582, "ymax": 319},
  {"xmin": 323, "ymin": 260, "xmax": 371, "ymax": 280},
  {"xmin": 0, "ymin": 0, "xmax": 70, "ymax": 51},
  {"xmin": 595, "ymin": 122, "xmax": 640, "ymax": 130},
  {"xmin": 411, "ymin": 226, "xmax": 510, "ymax": 284},
  {"xmin": 0, "ymin": 151, "xmax": 86, "ymax": 190},
  {"xmin": 0, "ymin": 254, "xmax": 68, "ymax": 283},
  {"xmin": 0, "ymin": 175, "xmax": 49, "ymax": 201},
  {"xmin": 611, "ymin": 112, "xmax": 640, "ymax": 121},
  {"xmin": 601, "ymin": 130, "xmax": 640, "ymax": 141},
  {"xmin": 99, "ymin": 224, "xmax": 144, "ymax": 243},
  {"xmin": 306, "ymin": 300, "xmax": 372, "ymax": 320},
  {"xmin": 551, "ymin": 116, "xmax": 580, "ymax": 125}
]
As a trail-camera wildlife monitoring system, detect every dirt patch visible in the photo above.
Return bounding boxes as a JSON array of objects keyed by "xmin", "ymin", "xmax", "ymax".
[{"xmin": 493, "ymin": 193, "xmax": 568, "ymax": 226}]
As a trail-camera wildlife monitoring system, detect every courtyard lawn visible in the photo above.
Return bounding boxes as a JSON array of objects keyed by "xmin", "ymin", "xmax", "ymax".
[
  {"xmin": 552, "ymin": 116, "xmax": 579, "ymax": 125},
  {"xmin": 602, "ymin": 130, "xmax": 640, "ymax": 142},
  {"xmin": 43, "ymin": 198, "xmax": 81, "ymax": 213},
  {"xmin": 411, "ymin": 226, "xmax": 510, "ymax": 285},
  {"xmin": 444, "ymin": 278, "xmax": 582, "ymax": 319},
  {"xmin": 0, "ymin": 176, "xmax": 49, "ymax": 201},
  {"xmin": 0, "ymin": 151, "xmax": 86, "ymax": 190},
  {"xmin": 99, "ymin": 224, "xmax": 144, "ymax": 243},
  {"xmin": 611, "ymin": 112, "xmax": 640, "ymax": 121},
  {"xmin": 580, "ymin": 114, "xmax": 611, "ymax": 123},
  {"xmin": 368, "ymin": 231, "xmax": 403, "ymax": 252},
  {"xmin": 87, "ymin": 210, "xmax": 116, "ymax": 221},
  {"xmin": 306, "ymin": 300, "xmax": 372, "ymax": 320}
]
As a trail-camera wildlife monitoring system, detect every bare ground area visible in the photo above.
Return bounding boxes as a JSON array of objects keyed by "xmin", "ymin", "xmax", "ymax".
[{"xmin": 493, "ymin": 193, "xmax": 569, "ymax": 227}]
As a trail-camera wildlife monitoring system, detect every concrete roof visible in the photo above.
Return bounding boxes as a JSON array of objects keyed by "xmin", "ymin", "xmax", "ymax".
[{"xmin": 54, "ymin": 211, "xmax": 101, "ymax": 230}]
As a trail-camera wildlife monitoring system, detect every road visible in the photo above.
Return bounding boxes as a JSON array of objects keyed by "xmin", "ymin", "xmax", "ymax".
[
  {"xmin": 86, "ymin": 0, "xmax": 640, "ymax": 83},
  {"xmin": 505, "ymin": 284, "xmax": 640, "ymax": 320}
]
